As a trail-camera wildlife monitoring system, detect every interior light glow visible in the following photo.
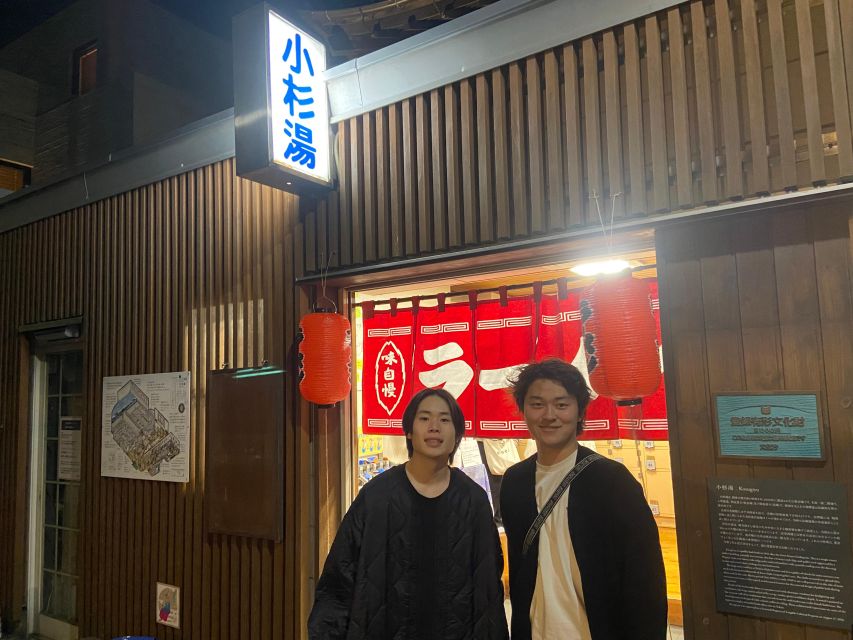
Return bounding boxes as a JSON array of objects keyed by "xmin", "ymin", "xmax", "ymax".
[{"xmin": 570, "ymin": 259, "xmax": 631, "ymax": 277}]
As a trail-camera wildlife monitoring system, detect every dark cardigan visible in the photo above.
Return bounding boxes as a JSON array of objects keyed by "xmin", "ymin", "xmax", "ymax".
[
  {"xmin": 308, "ymin": 465, "xmax": 508, "ymax": 639},
  {"xmin": 500, "ymin": 445, "xmax": 667, "ymax": 640}
]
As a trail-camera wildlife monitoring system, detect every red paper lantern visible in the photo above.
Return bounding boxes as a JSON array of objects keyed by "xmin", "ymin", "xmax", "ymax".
[
  {"xmin": 298, "ymin": 312, "xmax": 352, "ymax": 406},
  {"xmin": 580, "ymin": 273, "xmax": 661, "ymax": 403}
]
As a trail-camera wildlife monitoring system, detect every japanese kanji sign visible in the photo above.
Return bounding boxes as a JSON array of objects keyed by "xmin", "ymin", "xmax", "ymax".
[
  {"xmin": 268, "ymin": 11, "xmax": 330, "ymax": 184},
  {"xmin": 361, "ymin": 280, "xmax": 669, "ymax": 439},
  {"xmin": 232, "ymin": 5, "xmax": 332, "ymax": 193}
]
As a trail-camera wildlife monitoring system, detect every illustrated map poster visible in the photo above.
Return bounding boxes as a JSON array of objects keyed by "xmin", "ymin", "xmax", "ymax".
[
  {"xmin": 101, "ymin": 372, "xmax": 191, "ymax": 482},
  {"xmin": 708, "ymin": 477, "xmax": 853, "ymax": 629}
]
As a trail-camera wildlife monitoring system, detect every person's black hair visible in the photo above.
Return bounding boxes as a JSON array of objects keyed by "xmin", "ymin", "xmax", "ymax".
[
  {"xmin": 509, "ymin": 359, "xmax": 592, "ymax": 435},
  {"xmin": 401, "ymin": 387, "xmax": 466, "ymax": 461}
]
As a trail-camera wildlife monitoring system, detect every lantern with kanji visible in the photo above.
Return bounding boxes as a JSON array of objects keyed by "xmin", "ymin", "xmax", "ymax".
[
  {"xmin": 580, "ymin": 273, "xmax": 661, "ymax": 404},
  {"xmin": 298, "ymin": 311, "xmax": 352, "ymax": 407}
]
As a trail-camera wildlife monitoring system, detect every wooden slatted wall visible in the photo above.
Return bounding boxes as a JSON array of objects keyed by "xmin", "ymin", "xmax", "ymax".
[
  {"xmin": 657, "ymin": 199, "xmax": 853, "ymax": 640},
  {"xmin": 305, "ymin": 0, "xmax": 853, "ymax": 274},
  {"xmin": 0, "ymin": 158, "xmax": 317, "ymax": 640}
]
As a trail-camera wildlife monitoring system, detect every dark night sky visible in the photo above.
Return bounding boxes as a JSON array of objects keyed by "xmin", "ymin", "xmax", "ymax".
[{"xmin": 0, "ymin": 0, "xmax": 369, "ymax": 48}]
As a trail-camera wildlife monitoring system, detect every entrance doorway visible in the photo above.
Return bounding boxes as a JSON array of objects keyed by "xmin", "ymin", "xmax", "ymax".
[
  {"xmin": 346, "ymin": 247, "xmax": 683, "ymax": 635},
  {"xmin": 27, "ymin": 349, "xmax": 84, "ymax": 640}
]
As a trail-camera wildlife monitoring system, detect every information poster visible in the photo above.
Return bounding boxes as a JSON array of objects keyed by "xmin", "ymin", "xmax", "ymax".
[
  {"xmin": 101, "ymin": 372, "xmax": 190, "ymax": 482},
  {"xmin": 708, "ymin": 477, "xmax": 853, "ymax": 629},
  {"xmin": 58, "ymin": 416, "xmax": 82, "ymax": 481}
]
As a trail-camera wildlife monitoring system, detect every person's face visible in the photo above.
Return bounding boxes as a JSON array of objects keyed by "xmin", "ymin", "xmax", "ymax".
[
  {"xmin": 523, "ymin": 378, "xmax": 581, "ymax": 455},
  {"xmin": 408, "ymin": 394, "xmax": 458, "ymax": 462}
]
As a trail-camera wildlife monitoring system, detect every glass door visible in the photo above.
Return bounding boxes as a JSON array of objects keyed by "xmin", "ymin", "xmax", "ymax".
[{"xmin": 27, "ymin": 350, "xmax": 84, "ymax": 640}]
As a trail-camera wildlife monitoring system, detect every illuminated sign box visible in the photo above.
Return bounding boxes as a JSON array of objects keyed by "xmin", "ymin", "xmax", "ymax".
[{"xmin": 233, "ymin": 4, "xmax": 333, "ymax": 194}]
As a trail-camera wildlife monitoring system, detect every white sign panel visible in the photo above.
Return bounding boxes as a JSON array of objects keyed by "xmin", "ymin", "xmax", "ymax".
[
  {"xmin": 58, "ymin": 416, "xmax": 82, "ymax": 481},
  {"xmin": 101, "ymin": 372, "xmax": 190, "ymax": 482},
  {"xmin": 268, "ymin": 11, "xmax": 330, "ymax": 184}
]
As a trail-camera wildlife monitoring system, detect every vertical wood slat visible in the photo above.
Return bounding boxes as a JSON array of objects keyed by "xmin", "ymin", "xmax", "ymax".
[
  {"xmin": 509, "ymin": 62, "xmax": 529, "ymax": 236},
  {"xmin": 416, "ymin": 94, "xmax": 434, "ymax": 252},
  {"xmin": 667, "ymin": 7, "xmax": 693, "ymax": 206},
  {"xmin": 646, "ymin": 16, "xmax": 671, "ymax": 212},
  {"xmin": 444, "ymin": 86, "xmax": 463, "ymax": 248},
  {"xmin": 582, "ymin": 38, "xmax": 603, "ymax": 221},
  {"xmin": 526, "ymin": 56, "xmax": 546, "ymax": 233},
  {"xmin": 740, "ymin": 0, "xmax": 770, "ymax": 194},
  {"xmin": 402, "ymin": 99, "xmax": 417, "ymax": 254},
  {"xmin": 602, "ymin": 32, "xmax": 624, "ymax": 218},
  {"xmin": 840, "ymin": 0, "xmax": 853, "ymax": 118},
  {"xmin": 388, "ymin": 104, "xmax": 404, "ymax": 258},
  {"xmin": 476, "ymin": 74, "xmax": 494, "ymax": 242},
  {"xmin": 824, "ymin": 0, "xmax": 853, "ymax": 179},
  {"xmin": 623, "ymin": 25, "xmax": 647, "ymax": 214},
  {"xmin": 714, "ymin": 0, "xmax": 744, "ymax": 198},
  {"xmin": 563, "ymin": 44, "xmax": 585, "ymax": 225},
  {"xmin": 795, "ymin": 0, "xmax": 827, "ymax": 184},
  {"xmin": 544, "ymin": 49, "xmax": 566, "ymax": 229},
  {"xmin": 430, "ymin": 89, "xmax": 448, "ymax": 250},
  {"xmin": 375, "ymin": 109, "xmax": 390, "ymax": 261},
  {"xmin": 337, "ymin": 122, "xmax": 352, "ymax": 265},
  {"xmin": 350, "ymin": 117, "xmax": 365, "ymax": 264},
  {"xmin": 460, "ymin": 79, "xmax": 478, "ymax": 245},
  {"xmin": 767, "ymin": 0, "xmax": 798, "ymax": 190},
  {"xmin": 492, "ymin": 68, "xmax": 511, "ymax": 240},
  {"xmin": 362, "ymin": 112, "xmax": 377, "ymax": 262}
]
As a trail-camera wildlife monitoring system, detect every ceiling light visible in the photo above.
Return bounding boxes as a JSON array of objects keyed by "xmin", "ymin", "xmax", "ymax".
[{"xmin": 570, "ymin": 259, "xmax": 631, "ymax": 277}]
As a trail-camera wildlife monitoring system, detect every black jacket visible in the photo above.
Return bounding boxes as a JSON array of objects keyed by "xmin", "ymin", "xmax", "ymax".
[
  {"xmin": 308, "ymin": 465, "xmax": 508, "ymax": 639},
  {"xmin": 500, "ymin": 445, "xmax": 667, "ymax": 640}
]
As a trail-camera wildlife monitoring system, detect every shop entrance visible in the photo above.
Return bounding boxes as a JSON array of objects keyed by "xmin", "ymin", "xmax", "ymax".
[{"xmin": 346, "ymin": 246, "xmax": 683, "ymax": 635}]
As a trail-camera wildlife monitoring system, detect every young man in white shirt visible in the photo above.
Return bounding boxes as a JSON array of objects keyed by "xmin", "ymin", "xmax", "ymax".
[{"xmin": 500, "ymin": 359, "xmax": 667, "ymax": 639}]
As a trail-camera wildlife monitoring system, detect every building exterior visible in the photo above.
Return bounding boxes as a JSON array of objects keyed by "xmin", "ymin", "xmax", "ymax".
[
  {"xmin": 1, "ymin": 0, "xmax": 853, "ymax": 639},
  {"xmin": 0, "ymin": 0, "xmax": 232, "ymax": 191}
]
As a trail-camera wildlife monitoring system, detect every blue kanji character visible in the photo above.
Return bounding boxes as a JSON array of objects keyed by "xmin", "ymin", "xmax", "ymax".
[
  {"xmin": 283, "ymin": 74, "xmax": 315, "ymax": 118},
  {"xmin": 283, "ymin": 34, "xmax": 315, "ymax": 76},
  {"xmin": 284, "ymin": 120, "xmax": 317, "ymax": 168}
]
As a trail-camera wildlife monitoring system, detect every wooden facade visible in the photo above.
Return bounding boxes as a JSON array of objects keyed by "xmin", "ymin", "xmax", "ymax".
[
  {"xmin": 658, "ymin": 200, "xmax": 853, "ymax": 640},
  {"xmin": 2, "ymin": 0, "xmax": 853, "ymax": 639},
  {"xmin": 304, "ymin": 0, "xmax": 853, "ymax": 272},
  {"xmin": 0, "ymin": 159, "xmax": 319, "ymax": 639}
]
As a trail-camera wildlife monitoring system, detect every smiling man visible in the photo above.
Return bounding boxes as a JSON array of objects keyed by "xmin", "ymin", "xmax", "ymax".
[
  {"xmin": 500, "ymin": 359, "xmax": 667, "ymax": 640},
  {"xmin": 308, "ymin": 387, "xmax": 508, "ymax": 639}
]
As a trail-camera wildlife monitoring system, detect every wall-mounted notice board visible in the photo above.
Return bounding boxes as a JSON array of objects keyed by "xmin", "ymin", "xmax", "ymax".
[{"xmin": 206, "ymin": 365, "xmax": 285, "ymax": 541}]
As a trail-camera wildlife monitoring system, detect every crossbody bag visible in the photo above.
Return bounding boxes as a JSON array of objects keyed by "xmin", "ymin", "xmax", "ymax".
[{"xmin": 522, "ymin": 452, "xmax": 603, "ymax": 556}]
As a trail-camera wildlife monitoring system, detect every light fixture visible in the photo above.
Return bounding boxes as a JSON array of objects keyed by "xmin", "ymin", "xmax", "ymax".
[{"xmin": 570, "ymin": 259, "xmax": 631, "ymax": 277}]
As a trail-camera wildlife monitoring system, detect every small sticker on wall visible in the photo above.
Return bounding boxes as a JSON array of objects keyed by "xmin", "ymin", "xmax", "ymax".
[
  {"xmin": 156, "ymin": 582, "xmax": 180, "ymax": 628},
  {"xmin": 649, "ymin": 502, "xmax": 661, "ymax": 516}
]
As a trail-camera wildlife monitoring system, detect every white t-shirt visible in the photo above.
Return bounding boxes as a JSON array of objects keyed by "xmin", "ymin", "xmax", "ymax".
[{"xmin": 530, "ymin": 449, "xmax": 592, "ymax": 640}]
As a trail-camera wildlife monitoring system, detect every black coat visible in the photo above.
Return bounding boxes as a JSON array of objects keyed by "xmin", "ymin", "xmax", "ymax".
[
  {"xmin": 500, "ymin": 445, "xmax": 667, "ymax": 640},
  {"xmin": 308, "ymin": 465, "xmax": 509, "ymax": 639}
]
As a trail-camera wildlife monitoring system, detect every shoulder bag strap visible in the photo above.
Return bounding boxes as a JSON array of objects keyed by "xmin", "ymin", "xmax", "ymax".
[{"xmin": 522, "ymin": 452, "xmax": 602, "ymax": 556}]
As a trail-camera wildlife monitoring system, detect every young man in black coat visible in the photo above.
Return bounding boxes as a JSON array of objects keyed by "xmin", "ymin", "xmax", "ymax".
[
  {"xmin": 308, "ymin": 387, "xmax": 508, "ymax": 640},
  {"xmin": 500, "ymin": 359, "xmax": 667, "ymax": 640}
]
